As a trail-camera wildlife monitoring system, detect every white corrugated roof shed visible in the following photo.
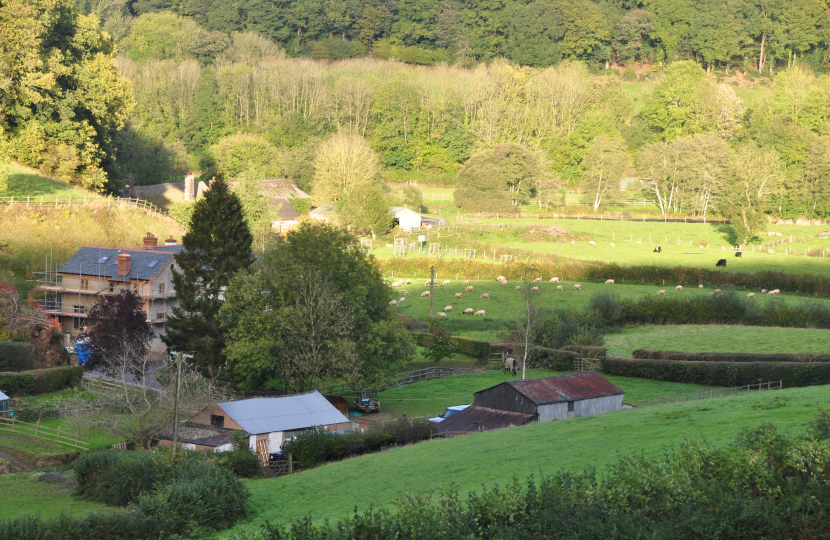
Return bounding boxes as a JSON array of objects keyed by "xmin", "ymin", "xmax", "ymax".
[
  {"xmin": 0, "ymin": 391, "xmax": 8, "ymax": 400},
  {"xmin": 217, "ymin": 391, "xmax": 348, "ymax": 434}
]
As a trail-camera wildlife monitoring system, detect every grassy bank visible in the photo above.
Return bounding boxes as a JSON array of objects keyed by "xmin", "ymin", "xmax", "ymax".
[
  {"xmin": 222, "ymin": 384, "xmax": 828, "ymax": 535},
  {"xmin": 605, "ymin": 324, "xmax": 830, "ymax": 357},
  {"xmin": 0, "ymin": 472, "xmax": 108, "ymax": 521}
]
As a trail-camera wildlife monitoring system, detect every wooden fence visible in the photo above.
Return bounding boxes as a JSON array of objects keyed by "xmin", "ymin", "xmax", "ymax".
[
  {"xmin": 629, "ymin": 380, "xmax": 783, "ymax": 408},
  {"xmin": 261, "ymin": 453, "xmax": 296, "ymax": 477},
  {"xmin": 0, "ymin": 417, "xmax": 90, "ymax": 450},
  {"xmin": 322, "ymin": 367, "xmax": 455, "ymax": 399},
  {"xmin": 574, "ymin": 358, "xmax": 598, "ymax": 372},
  {"xmin": 0, "ymin": 195, "xmax": 182, "ymax": 224}
]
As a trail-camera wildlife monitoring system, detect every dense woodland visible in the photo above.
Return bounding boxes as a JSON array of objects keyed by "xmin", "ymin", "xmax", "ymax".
[{"xmin": 5, "ymin": 1, "xmax": 830, "ymax": 235}]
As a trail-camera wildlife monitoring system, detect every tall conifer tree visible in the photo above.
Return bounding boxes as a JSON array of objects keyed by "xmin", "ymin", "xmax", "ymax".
[{"xmin": 164, "ymin": 179, "xmax": 254, "ymax": 377}]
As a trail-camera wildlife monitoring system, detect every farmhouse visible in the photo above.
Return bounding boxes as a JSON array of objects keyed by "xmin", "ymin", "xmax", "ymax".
[
  {"xmin": 39, "ymin": 233, "xmax": 183, "ymax": 346},
  {"xmin": 436, "ymin": 372, "xmax": 623, "ymax": 435},
  {"xmin": 391, "ymin": 206, "xmax": 422, "ymax": 231},
  {"xmin": 190, "ymin": 391, "xmax": 350, "ymax": 461}
]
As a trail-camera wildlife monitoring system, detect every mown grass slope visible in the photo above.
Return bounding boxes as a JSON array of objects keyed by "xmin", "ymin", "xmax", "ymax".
[
  {"xmin": 1, "ymin": 163, "xmax": 93, "ymax": 199},
  {"xmin": 0, "ymin": 471, "xmax": 108, "ymax": 521},
  {"xmin": 223, "ymin": 384, "xmax": 829, "ymax": 536}
]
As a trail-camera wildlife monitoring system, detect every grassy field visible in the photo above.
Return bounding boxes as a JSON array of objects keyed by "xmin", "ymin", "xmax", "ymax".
[
  {"xmin": 605, "ymin": 324, "xmax": 830, "ymax": 357},
  {"xmin": 0, "ymin": 471, "xmax": 109, "ymax": 521},
  {"xmin": 219, "ymin": 383, "xmax": 828, "ymax": 536},
  {"xmin": 375, "ymin": 369, "xmax": 720, "ymax": 418},
  {"xmin": 1, "ymin": 163, "xmax": 94, "ymax": 199},
  {"xmin": 389, "ymin": 279, "xmax": 830, "ymax": 341}
]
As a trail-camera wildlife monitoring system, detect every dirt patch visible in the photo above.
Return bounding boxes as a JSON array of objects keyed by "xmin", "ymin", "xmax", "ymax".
[
  {"xmin": 0, "ymin": 435, "xmax": 79, "ymax": 471},
  {"xmin": 0, "ymin": 447, "xmax": 33, "ymax": 473},
  {"xmin": 523, "ymin": 225, "xmax": 572, "ymax": 242}
]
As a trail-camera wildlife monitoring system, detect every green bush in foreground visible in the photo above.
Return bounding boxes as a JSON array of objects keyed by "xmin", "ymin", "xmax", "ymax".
[{"xmin": 239, "ymin": 419, "xmax": 830, "ymax": 540}]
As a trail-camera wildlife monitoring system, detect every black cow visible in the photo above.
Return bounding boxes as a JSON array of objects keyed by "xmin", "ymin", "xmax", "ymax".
[
  {"xmin": 735, "ymin": 252, "xmax": 742, "ymax": 258},
  {"xmin": 653, "ymin": 246, "xmax": 662, "ymax": 253},
  {"xmin": 716, "ymin": 259, "xmax": 727, "ymax": 267}
]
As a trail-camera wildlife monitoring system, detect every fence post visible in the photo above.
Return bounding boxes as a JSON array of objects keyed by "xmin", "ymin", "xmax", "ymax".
[
  {"xmin": 288, "ymin": 453, "xmax": 293, "ymax": 474},
  {"xmin": 57, "ymin": 425, "xmax": 62, "ymax": 444},
  {"xmin": 35, "ymin": 418, "xmax": 40, "ymax": 437}
]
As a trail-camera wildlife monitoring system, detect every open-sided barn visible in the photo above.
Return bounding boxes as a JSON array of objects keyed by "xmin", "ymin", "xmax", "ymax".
[{"xmin": 436, "ymin": 372, "xmax": 623, "ymax": 435}]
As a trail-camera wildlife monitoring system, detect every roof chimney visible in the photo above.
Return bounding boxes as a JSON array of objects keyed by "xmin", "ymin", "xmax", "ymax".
[
  {"xmin": 164, "ymin": 235, "xmax": 177, "ymax": 246},
  {"xmin": 117, "ymin": 251, "xmax": 132, "ymax": 277},
  {"xmin": 143, "ymin": 232, "xmax": 158, "ymax": 250}
]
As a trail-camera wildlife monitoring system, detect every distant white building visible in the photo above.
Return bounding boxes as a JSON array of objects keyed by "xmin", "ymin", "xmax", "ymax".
[{"xmin": 391, "ymin": 206, "xmax": 422, "ymax": 231}]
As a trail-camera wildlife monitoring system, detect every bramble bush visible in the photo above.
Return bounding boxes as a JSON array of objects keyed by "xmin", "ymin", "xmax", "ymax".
[{"xmin": 237, "ymin": 421, "xmax": 830, "ymax": 540}]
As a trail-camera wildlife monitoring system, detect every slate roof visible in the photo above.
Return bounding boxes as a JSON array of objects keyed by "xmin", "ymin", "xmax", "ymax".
[
  {"xmin": 156, "ymin": 421, "xmax": 233, "ymax": 447},
  {"xmin": 57, "ymin": 246, "xmax": 184, "ymax": 282},
  {"xmin": 435, "ymin": 405, "xmax": 534, "ymax": 435},
  {"xmin": 498, "ymin": 372, "xmax": 623, "ymax": 405},
  {"xmin": 217, "ymin": 390, "xmax": 349, "ymax": 434},
  {"xmin": 269, "ymin": 197, "xmax": 300, "ymax": 221}
]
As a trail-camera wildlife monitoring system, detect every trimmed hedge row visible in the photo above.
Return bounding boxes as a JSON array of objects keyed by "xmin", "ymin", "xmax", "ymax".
[
  {"xmin": 0, "ymin": 366, "xmax": 83, "ymax": 396},
  {"xmin": 0, "ymin": 342, "xmax": 35, "ymax": 372},
  {"xmin": 633, "ymin": 349, "xmax": 830, "ymax": 363},
  {"xmin": 528, "ymin": 347, "xmax": 580, "ymax": 371},
  {"xmin": 562, "ymin": 345, "xmax": 607, "ymax": 358},
  {"xmin": 602, "ymin": 357, "xmax": 830, "ymax": 388},
  {"xmin": 411, "ymin": 332, "xmax": 491, "ymax": 360},
  {"xmin": 380, "ymin": 258, "xmax": 830, "ymax": 295}
]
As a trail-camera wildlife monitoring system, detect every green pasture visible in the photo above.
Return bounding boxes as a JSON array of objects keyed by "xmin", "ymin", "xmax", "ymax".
[
  {"xmin": 376, "ymin": 369, "xmax": 720, "ymax": 418},
  {"xmin": 388, "ymin": 280, "xmax": 830, "ymax": 341},
  {"xmin": 0, "ymin": 471, "xmax": 108, "ymax": 521},
  {"xmin": 605, "ymin": 324, "xmax": 830, "ymax": 357},
  {"xmin": 220, "ymin": 384, "xmax": 829, "ymax": 535},
  {"xmin": 1, "ymin": 163, "xmax": 93, "ymax": 199}
]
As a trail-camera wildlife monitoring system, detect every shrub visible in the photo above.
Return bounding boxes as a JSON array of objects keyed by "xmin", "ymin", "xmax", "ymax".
[
  {"xmin": 601, "ymin": 357, "xmax": 830, "ymax": 388},
  {"xmin": 528, "ymin": 347, "xmax": 579, "ymax": 370},
  {"xmin": 0, "ymin": 342, "xmax": 35, "ymax": 371},
  {"xmin": 410, "ymin": 333, "xmax": 490, "ymax": 360},
  {"xmin": 587, "ymin": 292, "xmax": 623, "ymax": 325},
  {"xmin": 807, "ymin": 245, "xmax": 823, "ymax": 257},
  {"xmin": 561, "ymin": 345, "xmax": 607, "ymax": 358},
  {"xmin": 0, "ymin": 511, "xmax": 158, "ymax": 540},
  {"xmin": 74, "ymin": 450, "xmax": 166, "ymax": 506},
  {"xmin": 288, "ymin": 197, "xmax": 312, "ymax": 215},
  {"xmin": 632, "ymin": 350, "xmax": 830, "ymax": 363},
  {"xmin": 0, "ymin": 366, "xmax": 82, "ymax": 396},
  {"xmin": 218, "ymin": 433, "xmax": 262, "ymax": 478}
]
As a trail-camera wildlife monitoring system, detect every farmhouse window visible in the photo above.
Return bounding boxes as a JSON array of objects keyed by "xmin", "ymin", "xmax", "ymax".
[
  {"xmin": 108, "ymin": 283, "xmax": 114, "ymax": 293},
  {"xmin": 73, "ymin": 305, "xmax": 85, "ymax": 314},
  {"xmin": 567, "ymin": 401, "xmax": 574, "ymax": 412},
  {"xmin": 210, "ymin": 415, "xmax": 224, "ymax": 428},
  {"xmin": 158, "ymin": 283, "xmax": 165, "ymax": 294},
  {"xmin": 156, "ymin": 312, "xmax": 165, "ymax": 319},
  {"xmin": 80, "ymin": 279, "xmax": 89, "ymax": 291}
]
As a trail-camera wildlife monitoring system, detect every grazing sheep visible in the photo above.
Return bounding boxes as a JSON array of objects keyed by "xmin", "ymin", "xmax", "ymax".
[
  {"xmin": 424, "ymin": 280, "xmax": 432, "ymax": 286},
  {"xmin": 714, "ymin": 289, "xmax": 722, "ymax": 293},
  {"xmin": 480, "ymin": 293, "xmax": 490, "ymax": 299},
  {"xmin": 463, "ymin": 280, "xmax": 471, "ymax": 285},
  {"xmin": 465, "ymin": 286, "xmax": 474, "ymax": 292},
  {"xmin": 605, "ymin": 279, "xmax": 615, "ymax": 285},
  {"xmin": 610, "ymin": 242, "xmax": 615, "ymax": 247},
  {"xmin": 657, "ymin": 290, "xmax": 666, "ymax": 295},
  {"xmin": 761, "ymin": 289, "xmax": 767, "ymax": 294},
  {"xmin": 589, "ymin": 240, "xmax": 596, "ymax": 245},
  {"xmin": 747, "ymin": 293, "xmax": 755, "ymax": 298},
  {"xmin": 716, "ymin": 259, "xmax": 727, "ymax": 267},
  {"xmin": 550, "ymin": 277, "xmax": 560, "ymax": 282},
  {"xmin": 406, "ymin": 279, "xmax": 411, "ymax": 284},
  {"xmin": 496, "ymin": 275, "xmax": 506, "ymax": 281},
  {"xmin": 399, "ymin": 297, "xmax": 405, "ymax": 303},
  {"xmin": 463, "ymin": 308, "xmax": 474, "ymax": 314},
  {"xmin": 421, "ymin": 291, "xmax": 430, "ymax": 297},
  {"xmin": 474, "ymin": 310, "xmax": 486, "ymax": 316},
  {"xmin": 438, "ymin": 312, "xmax": 447, "ymax": 318},
  {"xmin": 500, "ymin": 281, "xmax": 508, "ymax": 286},
  {"xmin": 769, "ymin": 289, "xmax": 780, "ymax": 296},
  {"xmin": 573, "ymin": 284, "xmax": 581, "ymax": 290},
  {"xmin": 556, "ymin": 285, "xmax": 563, "ymax": 291},
  {"xmin": 454, "ymin": 293, "xmax": 463, "ymax": 298},
  {"xmin": 534, "ymin": 277, "xmax": 542, "ymax": 283},
  {"xmin": 405, "ymin": 291, "xmax": 409, "ymax": 297},
  {"xmin": 438, "ymin": 284, "xmax": 443, "ymax": 289},
  {"xmin": 699, "ymin": 284, "xmax": 704, "ymax": 289},
  {"xmin": 515, "ymin": 286, "xmax": 522, "ymax": 291},
  {"xmin": 389, "ymin": 300, "xmax": 398, "ymax": 306},
  {"xmin": 442, "ymin": 280, "xmax": 451, "ymax": 285},
  {"xmin": 504, "ymin": 357, "xmax": 517, "ymax": 376},
  {"xmin": 391, "ymin": 281, "xmax": 401, "ymax": 288},
  {"xmin": 653, "ymin": 246, "xmax": 662, "ymax": 252},
  {"xmin": 675, "ymin": 285, "xmax": 683, "ymax": 291},
  {"xmin": 444, "ymin": 305, "xmax": 452, "ymax": 312},
  {"xmin": 531, "ymin": 287, "xmax": 540, "ymax": 292},
  {"xmin": 709, "ymin": 292, "xmax": 714, "ymax": 296}
]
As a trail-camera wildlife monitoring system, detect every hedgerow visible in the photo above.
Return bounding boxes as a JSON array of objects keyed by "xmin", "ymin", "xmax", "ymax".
[
  {"xmin": 0, "ymin": 342, "xmax": 35, "ymax": 371},
  {"xmin": 633, "ymin": 350, "xmax": 830, "ymax": 363},
  {"xmin": 0, "ymin": 366, "xmax": 82, "ymax": 396}
]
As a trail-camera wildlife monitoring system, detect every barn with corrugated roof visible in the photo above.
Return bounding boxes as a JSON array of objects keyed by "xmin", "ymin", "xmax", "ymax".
[{"xmin": 436, "ymin": 372, "xmax": 623, "ymax": 435}]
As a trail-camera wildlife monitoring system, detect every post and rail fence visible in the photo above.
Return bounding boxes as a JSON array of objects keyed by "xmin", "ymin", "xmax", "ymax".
[
  {"xmin": 0, "ymin": 195, "xmax": 182, "ymax": 224},
  {"xmin": 629, "ymin": 380, "xmax": 783, "ymax": 408},
  {"xmin": 321, "ymin": 367, "xmax": 455, "ymax": 399},
  {"xmin": 0, "ymin": 416, "xmax": 90, "ymax": 450}
]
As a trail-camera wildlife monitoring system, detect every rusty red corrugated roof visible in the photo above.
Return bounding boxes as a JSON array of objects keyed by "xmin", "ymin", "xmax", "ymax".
[
  {"xmin": 435, "ymin": 405, "xmax": 535, "ymax": 435},
  {"xmin": 502, "ymin": 371, "xmax": 622, "ymax": 405}
]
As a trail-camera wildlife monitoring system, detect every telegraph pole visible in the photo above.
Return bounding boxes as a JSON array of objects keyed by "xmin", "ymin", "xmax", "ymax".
[
  {"xmin": 429, "ymin": 265, "xmax": 435, "ymax": 319},
  {"xmin": 171, "ymin": 351, "xmax": 183, "ymax": 456}
]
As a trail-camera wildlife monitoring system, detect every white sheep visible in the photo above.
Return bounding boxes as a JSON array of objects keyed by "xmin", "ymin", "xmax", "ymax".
[
  {"xmin": 531, "ymin": 286, "xmax": 540, "ymax": 292},
  {"xmin": 515, "ymin": 286, "xmax": 521, "ymax": 291},
  {"xmin": 480, "ymin": 293, "xmax": 490, "ymax": 299},
  {"xmin": 424, "ymin": 280, "xmax": 432, "ymax": 286},
  {"xmin": 675, "ymin": 285, "xmax": 683, "ymax": 291},
  {"xmin": 438, "ymin": 284, "xmax": 443, "ymax": 289},
  {"xmin": 405, "ymin": 291, "xmax": 409, "ymax": 297},
  {"xmin": 761, "ymin": 289, "xmax": 767, "ymax": 294},
  {"xmin": 556, "ymin": 285, "xmax": 563, "ymax": 291},
  {"xmin": 550, "ymin": 277, "xmax": 560, "ymax": 283},
  {"xmin": 500, "ymin": 281, "xmax": 508, "ymax": 286},
  {"xmin": 463, "ymin": 308, "xmax": 474, "ymax": 314},
  {"xmin": 657, "ymin": 290, "xmax": 666, "ymax": 295},
  {"xmin": 454, "ymin": 292, "xmax": 463, "ymax": 298},
  {"xmin": 747, "ymin": 293, "xmax": 755, "ymax": 298},
  {"xmin": 574, "ymin": 284, "xmax": 581, "ymax": 290},
  {"xmin": 533, "ymin": 277, "xmax": 542, "ymax": 283},
  {"xmin": 444, "ymin": 305, "xmax": 452, "ymax": 312},
  {"xmin": 589, "ymin": 241, "xmax": 596, "ymax": 245},
  {"xmin": 769, "ymin": 289, "xmax": 780, "ymax": 296},
  {"xmin": 465, "ymin": 286, "xmax": 474, "ymax": 292},
  {"xmin": 421, "ymin": 291, "xmax": 430, "ymax": 297},
  {"xmin": 496, "ymin": 275, "xmax": 506, "ymax": 281},
  {"xmin": 399, "ymin": 297, "xmax": 405, "ymax": 303},
  {"xmin": 610, "ymin": 242, "xmax": 615, "ymax": 247},
  {"xmin": 709, "ymin": 292, "xmax": 714, "ymax": 296},
  {"xmin": 406, "ymin": 279, "xmax": 411, "ymax": 284},
  {"xmin": 463, "ymin": 280, "xmax": 471, "ymax": 285},
  {"xmin": 714, "ymin": 289, "xmax": 722, "ymax": 293},
  {"xmin": 605, "ymin": 279, "xmax": 615, "ymax": 285},
  {"xmin": 442, "ymin": 280, "xmax": 451, "ymax": 285},
  {"xmin": 438, "ymin": 312, "xmax": 447, "ymax": 318},
  {"xmin": 699, "ymin": 284, "xmax": 704, "ymax": 289},
  {"xmin": 389, "ymin": 300, "xmax": 398, "ymax": 306},
  {"xmin": 474, "ymin": 310, "xmax": 486, "ymax": 316}
]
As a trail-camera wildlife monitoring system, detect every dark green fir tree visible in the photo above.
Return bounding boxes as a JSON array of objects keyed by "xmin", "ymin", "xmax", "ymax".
[{"xmin": 164, "ymin": 179, "xmax": 254, "ymax": 377}]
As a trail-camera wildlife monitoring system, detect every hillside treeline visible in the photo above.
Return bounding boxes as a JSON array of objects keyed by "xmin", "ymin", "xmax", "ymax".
[{"xmin": 120, "ymin": 0, "xmax": 828, "ymax": 72}]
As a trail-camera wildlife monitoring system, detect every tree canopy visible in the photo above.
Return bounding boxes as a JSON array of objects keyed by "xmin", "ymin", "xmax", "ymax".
[{"xmin": 454, "ymin": 144, "xmax": 542, "ymax": 213}]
